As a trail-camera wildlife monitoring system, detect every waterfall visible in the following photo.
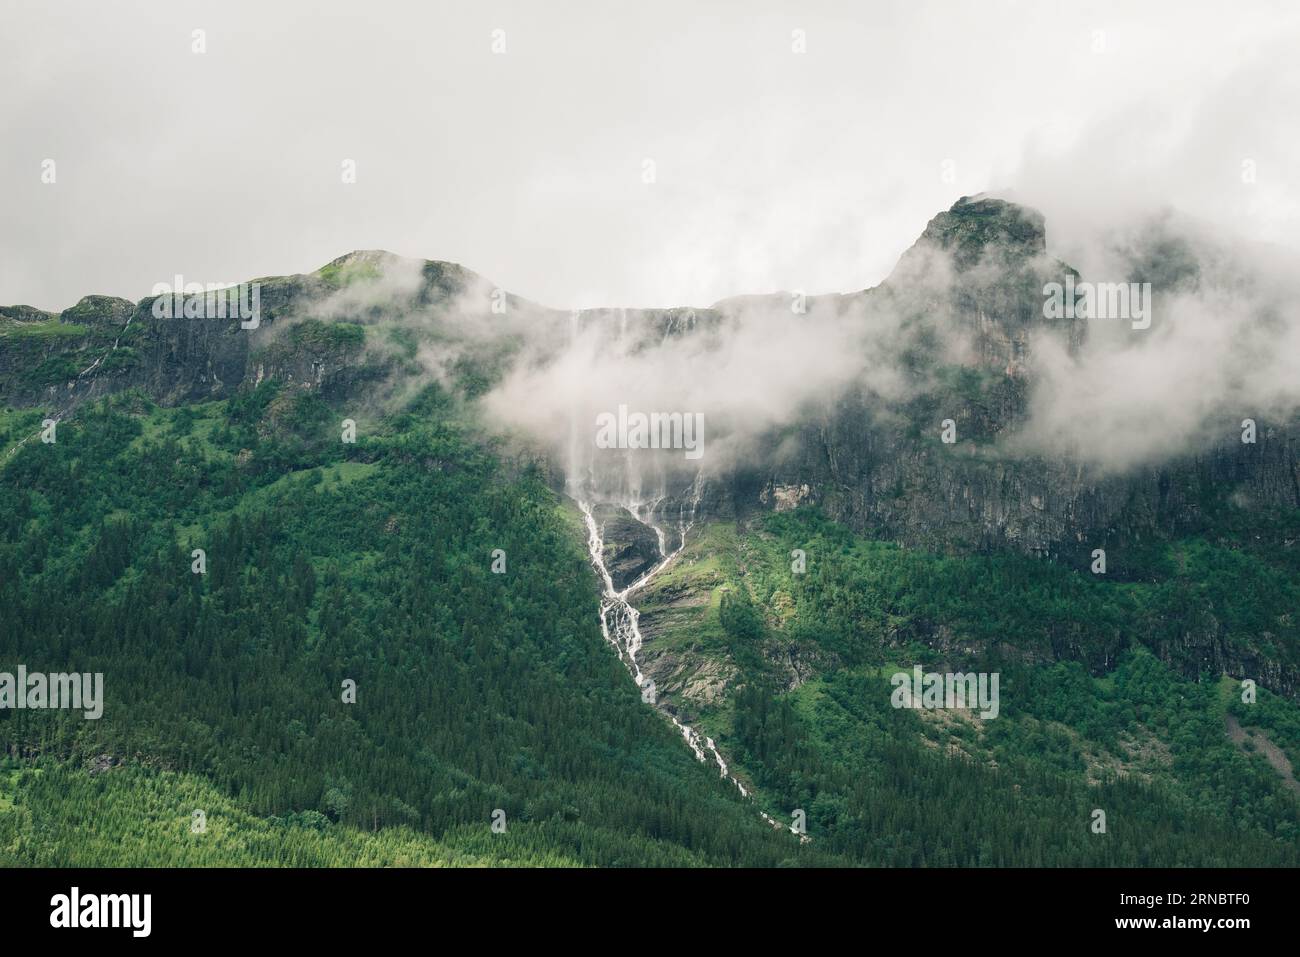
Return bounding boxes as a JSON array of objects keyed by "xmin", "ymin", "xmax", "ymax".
[
  {"xmin": 562, "ymin": 327, "xmax": 804, "ymax": 841},
  {"xmin": 576, "ymin": 481, "xmax": 740, "ymax": 788},
  {"xmin": 576, "ymin": 477, "xmax": 809, "ymax": 843}
]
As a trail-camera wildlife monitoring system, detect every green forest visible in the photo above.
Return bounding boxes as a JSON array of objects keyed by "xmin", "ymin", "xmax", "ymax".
[
  {"xmin": 1, "ymin": 384, "xmax": 1297, "ymax": 866},
  {"xmin": 624, "ymin": 508, "xmax": 1300, "ymax": 866},
  {"xmin": 0, "ymin": 387, "xmax": 817, "ymax": 866}
]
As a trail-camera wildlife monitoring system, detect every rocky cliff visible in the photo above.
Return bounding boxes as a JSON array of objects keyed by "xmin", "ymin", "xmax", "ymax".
[{"xmin": 4, "ymin": 198, "xmax": 1296, "ymax": 583}]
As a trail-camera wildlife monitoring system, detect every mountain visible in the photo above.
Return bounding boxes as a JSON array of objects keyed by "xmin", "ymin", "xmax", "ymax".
[{"xmin": 2, "ymin": 197, "xmax": 1297, "ymax": 866}]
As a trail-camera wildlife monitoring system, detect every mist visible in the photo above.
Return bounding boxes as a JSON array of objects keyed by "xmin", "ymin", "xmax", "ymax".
[
  {"xmin": 5, "ymin": 1, "xmax": 1297, "ymax": 479},
  {"xmin": 463, "ymin": 194, "xmax": 1300, "ymax": 482}
]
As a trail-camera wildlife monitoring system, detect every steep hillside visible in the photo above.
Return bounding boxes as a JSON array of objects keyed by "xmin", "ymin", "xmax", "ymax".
[{"xmin": 0, "ymin": 391, "xmax": 821, "ymax": 866}]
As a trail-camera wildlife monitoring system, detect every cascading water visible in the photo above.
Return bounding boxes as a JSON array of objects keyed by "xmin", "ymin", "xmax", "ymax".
[
  {"xmin": 564, "ymin": 311, "xmax": 803, "ymax": 840},
  {"xmin": 577, "ymin": 479, "xmax": 812, "ymax": 843},
  {"xmin": 576, "ymin": 476, "xmax": 744, "ymax": 791}
]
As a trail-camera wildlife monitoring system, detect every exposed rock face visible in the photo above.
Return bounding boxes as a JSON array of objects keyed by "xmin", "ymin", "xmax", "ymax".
[
  {"xmin": 4, "ymin": 200, "xmax": 1294, "ymax": 553},
  {"xmin": 0, "ymin": 252, "xmax": 490, "ymax": 412},
  {"xmin": 877, "ymin": 195, "xmax": 1085, "ymax": 376},
  {"xmin": 760, "ymin": 483, "xmax": 811, "ymax": 512},
  {"xmin": 674, "ymin": 197, "xmax": 1299, "ymax": 573},
  {"xmin": 589, "ymin": 504, "xmax": 662, "ymax": 590},
  {"xmin": 743, "ymin": 198, "xmax": 1299, "ymax": 562},
  {"xmin": 5, "ymin": 198, "xmax": 1293, "ymax": 560},
  {"xmin": 754, "ymin": 400, "xmax": 1299, "ymax": 559}
]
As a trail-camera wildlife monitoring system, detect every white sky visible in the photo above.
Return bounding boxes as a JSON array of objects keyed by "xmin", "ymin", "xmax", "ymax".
[{"xmin": 2, "ymin": 0, "xmax": 1297, "ymax": 311}]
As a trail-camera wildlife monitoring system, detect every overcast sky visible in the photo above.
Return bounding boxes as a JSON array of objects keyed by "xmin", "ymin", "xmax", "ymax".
[{"xmin": 2, "ymin": 0, "xmax": 1297, "ymax": 312}]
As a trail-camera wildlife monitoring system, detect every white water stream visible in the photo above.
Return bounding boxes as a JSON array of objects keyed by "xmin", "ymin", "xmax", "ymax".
[
  {"xmin": 575, "ymin": 481, "xmax": 808, "ymax": 842},
  {"xmin": 563, "ymin": 310, "xmax": 803, "ymax": 839},
  {"xmin": 576, "ymin": 480, "xmax": 748, "ymax": 793}
]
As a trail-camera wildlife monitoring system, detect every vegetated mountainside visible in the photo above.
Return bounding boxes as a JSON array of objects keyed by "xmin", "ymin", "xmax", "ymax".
[
  {"xmin": 626, "ymin": 509, "xmax": 1300, "ymax": 864},
  {"xmin": 0, "ymin": 391, "xmax": 821, "ymax": 866},
  {"xmin": 2, "ymin": 389, "xmax": 1295, "ymax": 866},
  {"xmin": 598, "ymin": 198, "xmax": 1299, "ymax": 700},
  {"xmin": 719, "ymin": 199, "xmax": 1299, "ymax": 696},
  {"xmin": 1, "ymin": 196, "xmax": 1296, "ymax": 865}
]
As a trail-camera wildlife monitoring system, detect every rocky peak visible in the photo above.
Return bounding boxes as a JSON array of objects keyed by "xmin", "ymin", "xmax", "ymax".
[
  {"xmin": 315, "ymin": 249, "xmax": 491, "ymax": 309},
  {"xmin": 878, "ymin": 195, "xmax": 1081, "ymax": 378},
  {"xmin": 60, "ymin": 295, "xmax": 136, "ymax": 328},
  {"xmin": 911, "ymin": 194, "xmax": 1048, "ymax": 271},
  {"xmin": 0, "ymin": 304, "xmax": 58, "ymax": 324}
]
